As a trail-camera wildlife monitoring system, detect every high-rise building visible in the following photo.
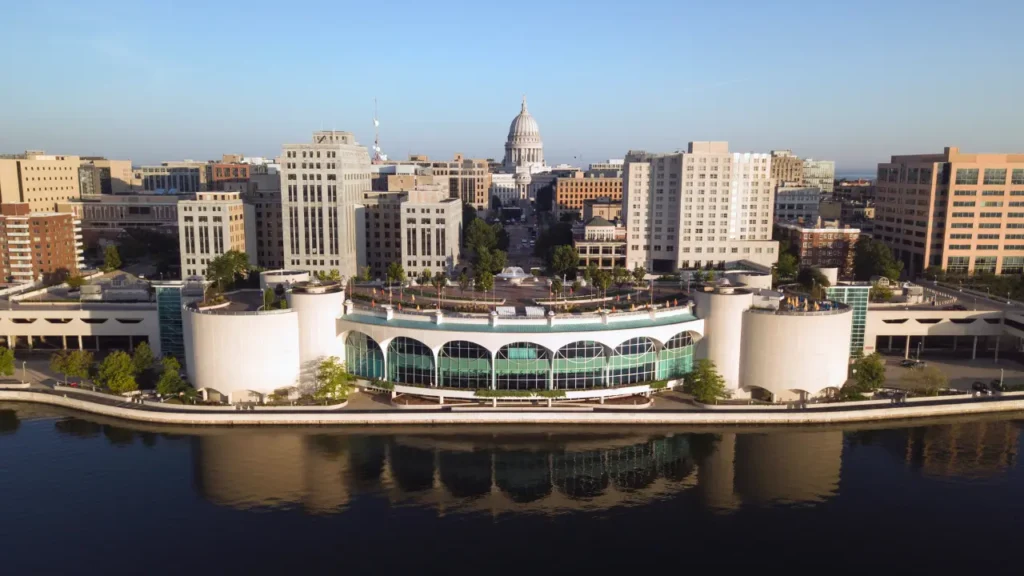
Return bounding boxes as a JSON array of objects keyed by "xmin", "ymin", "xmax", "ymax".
[
  {"xmin": 398, "ymin": 187, "xmax": 462, "ymax": 279},
  {"xmin": 78, "ymin": 157, "xmax": 134, "ymax": 196},
  {"xmin": 0, "ymin": 151, "xmax": 82, "ymax": 212},
  {"xmin": 281, "ymin": 131, "xmax": 372, "ymax": 279},
  {"xmin": 0, "ymin": 203, "xmax": 83, "ymax": 283},
  {"xmin": 623, "ymin": 142, "xmax": 779, "ymax": 273},
  {"xmin": 244, "ymin": 174, "xmax": 284, "ymax": 269},
  {"xmin": 774, "ymin": 186, "xmax": 821, "ymax": 222},
  {"xmin": 554, "ymin": 171, "xmax": 622, "ymax": 219},
  {"xmin": 210, "ymin": 162, "xmax": 250, "ymax": 191},
  {"xmin": 803, "ymin": 159, "xmax": 836, "ymax": 194},
  {"xmin": 770, "ymin": 150, "xmax": 804, "ymax": 186},
  {"xmin": 876, "ymin": 146, "xmax": 1024, "ymax": 276},
  {"xmin": 357, "ymin": 191, "xmax": 404, "ymax": 280},
  {"xmin": 58, "ymin": 194, "xmax": 184, "ymax": 231},
  {"xmin": 177, "ymin": 191, "xmax": 256, "ymax": 278}
]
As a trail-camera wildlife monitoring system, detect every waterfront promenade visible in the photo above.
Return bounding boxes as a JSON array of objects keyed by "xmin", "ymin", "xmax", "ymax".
[{"xmin": 3, "ymin": 384, "xmax": 1024, "ymax": 427}]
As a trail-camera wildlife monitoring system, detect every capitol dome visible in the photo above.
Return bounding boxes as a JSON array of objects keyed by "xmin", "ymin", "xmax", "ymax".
[
  {"xmin": 508, "ymin": 100, "xmax": 540, "ymax": 140},
  {"xmin": 503, "ymin": 96, "xmax": 545, "ymax": 194}
]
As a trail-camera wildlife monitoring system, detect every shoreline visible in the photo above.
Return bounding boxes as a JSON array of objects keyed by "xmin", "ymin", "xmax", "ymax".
[{"xmin": 4, "ymin": 389, "xmax": 1024, "ymax": 427}]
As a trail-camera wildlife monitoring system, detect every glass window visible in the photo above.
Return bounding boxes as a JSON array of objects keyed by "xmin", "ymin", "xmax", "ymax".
[
  {"xmin": 608, "ymin": 337, "xmax": 658, "ymax": 385},
  {"xmin": 983, "ymin": 168, "xmax": 1007, "ymax": 185},
  {"xmin": 658, "ymin": 332, "xmax": 695, "ymax": 380},
  {"xmin": 1012, "ymin": 169, "xmax": 1024, "ymax": 185},
  {"xmin": 345, "ymin": 332, "xmax": 384, "ymax": 380},
  {"xmin": 554, "ymin": 341, "xmax": 606, "ymax": 390},
  {"xmin": 496, "ymin": 343, "xmax": 551, "ymax": 390},
  {"xmin": 955, "ymin": 168, "xmax": 979, "ymax": 185},
  {"xmin": 387, "ymin": 337, "xmax": 434, "ymax": 385},
  {"xmin": 438, "ymin": 341, "xmax": 491, "ymax": 389}
]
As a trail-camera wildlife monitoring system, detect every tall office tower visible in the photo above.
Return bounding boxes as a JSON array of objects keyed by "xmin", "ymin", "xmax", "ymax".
[
  {"xmin": 803, "ymin": 158, "xmax": 836, "ymax": 194},
  {"xmin": 280, "ymin": 131, "xmax": 372, "ymax": 279},
  {"xmin": 0, "ymin": 151, "xmax": 82, "ymax": 212},
  {"xmin": 876, "ymin": 146, "xmax": 1024, "ymax": 276},
  {"xmin": 177, "ymin": 191, "xmax": 256, "ymax": 279},
  {"xmin": 770, "ymin": 150, "xmax": 804, "ymax": 186},
  {"xmin": 623, "ymin": 142, "xmax": 779, "ymax": 273}
]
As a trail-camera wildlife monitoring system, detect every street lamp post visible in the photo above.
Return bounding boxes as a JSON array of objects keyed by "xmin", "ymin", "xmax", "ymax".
[
  {"xmin": 917, "ymin": 341, "xmax": 923, "ymax": 360},
  {"xmin": 21, "ymin": 361, "xmax": 26, "ymax": 385}
]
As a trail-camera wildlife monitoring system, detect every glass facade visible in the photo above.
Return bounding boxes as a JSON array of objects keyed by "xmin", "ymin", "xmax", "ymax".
[
  {"xmin": 388, "ymin": 337, "xmax": 434, "ymax": 385},
  {"xmin": 658, "ymin": 332, "xmax": 695, "ymax": 379},
  {"xmin": 345, "ymin": 332, "xmax": 384, "ymax": 380},
  {"xmin": 438, "ymin": 341, "xmax": 491, "ymax": 389},
  {"xmin": 554, "ymin": 341, "xmax": 607, "ymax": 390},
  {"xmin": 155, "ymin": 285, "xmax": 185, "ymax": 364},
  {"xmin": 495, "ymin": 343, "xmax": 551, "ymax": 390},
  {"xmin": 608, "ymin": 337, "xmax": 657, "ymax": 385},
  {"xmin": 826, "ymin": 285, "xmax": 869, "ymax": 356}
]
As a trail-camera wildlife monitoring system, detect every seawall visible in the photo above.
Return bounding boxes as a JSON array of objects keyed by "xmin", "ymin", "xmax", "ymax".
[{"xmin": 3, "ymin": 390, "xmax": 1024, "ymax": 426}]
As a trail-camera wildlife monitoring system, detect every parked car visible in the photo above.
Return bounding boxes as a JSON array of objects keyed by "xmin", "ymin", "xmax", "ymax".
[
  {"xmin": 900, "ymin": 359, "xmax": 926, "ymax": 368},
  {"xmin": 972, "ymin": 381, "xmax": 991, "ymax": 395}
]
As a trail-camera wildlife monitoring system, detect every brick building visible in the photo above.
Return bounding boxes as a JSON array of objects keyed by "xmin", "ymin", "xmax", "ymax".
[
  {"xmin": 775, "ymin": 220, "xmax": 860, "ymax": 278},
  {"xmin": 0, "ymin": 203, "xmax": 83, "ymax": 283}
]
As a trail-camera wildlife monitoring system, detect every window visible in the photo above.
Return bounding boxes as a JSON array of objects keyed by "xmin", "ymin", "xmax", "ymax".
[
  {"xmin": 948, "ymin": 244, "xmax": 971, "ymax": 250},
  {"xmin": 952, "ymin": 201, "xmax": 975, "ymax": 207},
  {"xmin": 954, "ymin": 190, "xmax": 977, "ymax": 196},
  {"xmin": 1012, "ymin": 169, "xmax": 1024, "ymax": 185},
  {"xmin": 984, "ymin": 169, "xmax": 1007, "ymax": 185},
  {"xmin": 982, "ymin": 202, "xmax": 1004, "ymax": 207},
  {"xmin": 977, "ymin": 245, "xmax": 999, "ymax": 250},
  {"xmin": 955, "ymin": 169, "xmax": 979, "ymax": 185},
  {"xmin": 949, "ymin": 234, "xmax": 972, "ymax": 239},
  {"xmin": 982, "ymin": 190, "xmax": 1004, "ymax": 196},
  {"xmin": 951, "ymin": 212, "xmax": 975, "ymax": 218}
]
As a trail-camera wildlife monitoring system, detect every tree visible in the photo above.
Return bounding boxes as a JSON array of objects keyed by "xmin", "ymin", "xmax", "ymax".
[
  {"xmin": 902, "ymin": 366, "xmax": 947, "ymax": 396},
  {"xmin": 594, "ymin": 269, "xmax": 612, "ymax": 299},
  {"xmin": 852, "ymin": 353, "xmax": 886, "ymax": 393},
  {"xmin": 102, "ymin": 245, "xmax": 122, "ymax": 272},
  {"xmin": 315, "ymin": 269, "xmax": 342, "ymax": 283},
  {"xmin": 475, "ymin": 270, "xmax": 494, "ymax": 294},
  {"xmin": 358, "ymin": 266, "xmax": 372, "ymax": 282},
  {"xmin": 65, "ymin": 350, "xmax": 94, "ymax": 383},
  {"xmin": 572, "ymin": 279, "xmax": 582, "ymax": 293},
  {"xmin": 418, "ymin": 268, "xmax": 432, "ymax": 286},
  {"xmin": 461, "ymin": 202, "xmax": 478, "ymax": 242},
  {"xmin": 853, "ymin": 238, "xmax": 903, "ymax": 282},
  {"xmin": 263, "ymin": 287, "xmax": 275, "ymax": 309},
  {"xmin": 632, "ymin": 264, "xmax": 647, "ymax": 286},
  {"xmin": 131, "ymin": 342, "xmax": 155, "ymax": 377},
  {"xmin": 797, "ymin": 267, "xmax": 830, "ymax": 291},
  {"xmin": 612, "ymin": 265, "xmax": 630, "ymax": 289},
  {"xmin": 314, "ymin": 356, "xmax": 354, "ymax": 404},
  {"xmin": 551, "ymin": 244, "xmax": 579, "ymax": 278},
  {"xmin": 65, "ymin": 275, "xmax": 85, "ymax": 291},
  {"xmin": 495, "ymin": 225, "xmax": 510, "ymax": 251},
  {"xmin": 206, "ymin": 250, "xmax": 250, "ymax": 291},
  {"xmin": 50, "ymin": 350, "xmax": 72, "ymax": 384},
  {"xmin": 491, "ymin": 195, "xmax": 502, "ymax": 210},
  {"xmin": 458, "ymin": 271, "xmax": 471, "ymax": 294},
  {"xmin": 683, "ymin": 359, "xmax": 730, "ymax": 404},
  {"xmin": 465, "ymin": 218, "xmax": 498, "ymax": 255},
  {"xmin": 584, "ymin": 262, "xmax": 598, "ymax": 283},
  {"xmin": 386, "ymin": 261, "xmax": 405, "ymax": 286},
  {"xmin": 777, "ymin": 252, "xmax": 799, "ymax": 279},
  {"xmin": 96, "ymin": 351, "xmax": 137, "ymax": 394},
  {"xmin": 559, "ymin": 211, "xmax": 580, "ymax": 222},
  {"xmin": 431, "ymin": 271, "xmax": 447, "ymax": 308},
  {"xmin": 870, "ymin": 282, "xmax": 894, "ymax": 302},
  {"xmin": 156, "ymin": 356, "xmax": 189, "ymax": 397},
  {"xmin": 0, "ymin": 347, "xmax": 13, "ymax": 377},
  {"xmin": 551, "ymin": 277, "xmax": 564, "ymax": 297}
]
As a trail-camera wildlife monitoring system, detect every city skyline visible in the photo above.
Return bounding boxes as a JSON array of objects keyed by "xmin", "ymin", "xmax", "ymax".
[{"xmin": 2, "ymin": 0, "xmax": 1023, "ymax": 171}]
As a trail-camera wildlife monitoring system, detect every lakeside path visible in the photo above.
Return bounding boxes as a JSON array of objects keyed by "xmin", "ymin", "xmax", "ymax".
[{"xmin": 4, "ymin": 386, "xmax": 1024, "ymax": 427}]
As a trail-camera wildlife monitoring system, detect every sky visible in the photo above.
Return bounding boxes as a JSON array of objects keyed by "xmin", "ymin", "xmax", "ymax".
[{"xmin": 1, "ymin": 0, "xmax": 1022, "ymax": 174}]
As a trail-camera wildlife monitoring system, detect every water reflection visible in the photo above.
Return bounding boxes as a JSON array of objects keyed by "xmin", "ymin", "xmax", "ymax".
[
  {"xmin": 861, "ymin": 420, "xmax": 1019, "ymax": 480},
  {"xmin": 0, "ymin": 409, "xmax": 19, "ymax": 435}
]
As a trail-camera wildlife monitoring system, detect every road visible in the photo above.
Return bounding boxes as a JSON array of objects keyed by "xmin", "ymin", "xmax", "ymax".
[{"xmin": 923, "ymin": 280, "xmax": 1021, "ymax": 312}]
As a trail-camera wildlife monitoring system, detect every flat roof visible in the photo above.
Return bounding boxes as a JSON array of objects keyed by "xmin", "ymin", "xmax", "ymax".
[{"xmin": 342, "ymin": 311, "xmax": 698, "ymax": 333}]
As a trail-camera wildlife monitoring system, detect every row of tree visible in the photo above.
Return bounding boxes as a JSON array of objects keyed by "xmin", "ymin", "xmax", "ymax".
[{"xmin": 48, "ymin": 343, "xmax": 191, "ymax": 397}]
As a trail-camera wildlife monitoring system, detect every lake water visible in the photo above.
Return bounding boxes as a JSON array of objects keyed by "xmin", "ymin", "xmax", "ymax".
[{"xmin": 2, "ymin": 403, "xmax": 1023, "ymax": 573}]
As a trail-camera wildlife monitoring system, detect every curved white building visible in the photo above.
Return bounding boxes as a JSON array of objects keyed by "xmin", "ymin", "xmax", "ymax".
[
  {"xmin": 260, "ymin": 269, "xmax": 310, "ymax": 292},
  {"xmin": 692, "ymin": 286, "xmax": 753, "ymax": 395},
  {"xmin": 287, "ymin": 282, "xmax": 346, "ymax": 384},
  {"xmin": 739, "ymin": 305, "xmax": 853, "ymax": 400}
]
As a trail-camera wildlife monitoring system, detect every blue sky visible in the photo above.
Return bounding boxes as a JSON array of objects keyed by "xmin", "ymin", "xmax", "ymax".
[{"xmin": 1, "ymin": 0, "xmax": 1021, "ymax": 173}]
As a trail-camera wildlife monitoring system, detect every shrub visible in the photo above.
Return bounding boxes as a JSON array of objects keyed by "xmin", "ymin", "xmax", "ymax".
[{"xmin": 649, "ymin": 380, "xmax": 669, "ymax": 390}]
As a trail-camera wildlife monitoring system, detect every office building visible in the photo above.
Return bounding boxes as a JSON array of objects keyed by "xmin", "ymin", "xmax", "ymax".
[
  {"xmin": 554, "ymin": 172, "xmax": 622, "ymax": 219},
  {"xmin": 244, "ymin": 173, "xmax": 284, "ymax": 269},
  {"xmin": 281, "ymin": 130, "xmax": 372, "ymax": 279},
  {"xmin": 774, "ymin": 186, "xmax": 821, "ymax": 222},
  {"xmin": 357, "ymin": 191, "xmax": 404, "ymax": 280},
  {"xmin": 178, "ymin": 191, "xmax": 256, "ymax": 278},
  {"xmin": 0, "ymin": 151, "xmax": 82, "ymax": 212},
  {"xmin": 623, "ymin": 142, "xmax": 779, "ymax": 273},
  {"xmin": 0, "ymin": 203, "xmax": 83, "ymax": 283},
  {"xmin": 774, "ymin": 220, "xmax": 860, "ymax": 278},
  {"xmin": 803, "ymin": 159, "xmax": 835, "ymax": 194},
  {"xmin": 58, "ymin": 194, "xmax": 185, "ymax": 231},
  {"xmin": 398, "ymin": 187, "xmax": 462, "ymax": 279},
  {"xmin": 876, "ymin": 146, "xmax": 1024, "ymax": 275},
  {"xmin": 583, "ymin": 198, "xmax": 622, "ymax": 222},
  {"xmin": 78, "ymin": 157, "xmax": 134, "ymax": 196},
  {"xmin": 770, "ymin": 150, "xmax": 804, "ymax": 186},
  {"xmin": 136, "ymin": 162, "xmax": 209, "ymax": 193},
  {"xmin": 210, "ymin": 162, "xmax": 250, "ymax": 191},
  {"xmin": 574, "ymin": 217, "xmax": 626, "ymax": 270},
  {"xmin": 587, "ymin": 159, "xmax": 624, "ymax": 177}
]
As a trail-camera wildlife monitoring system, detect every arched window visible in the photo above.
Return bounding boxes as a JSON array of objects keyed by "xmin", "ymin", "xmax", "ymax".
[
  {"xmin": 609, "ymin": 337, "xmax": 657, "ymax": 385},
  {"xmin": 658, "ymin": 332, "xmax": 696, "ymax": 379},
  {"xmin": 496, "ymin": 342, "xmax": 551, "ymax": 390},
  {"xmin": 345, "ymin": 332, "xmax": 384, "ymax": 380},
  {"xmin": 553, "ymin": 341, "xmax": 606, "ymax": 390},
  {"xmin": 438, "ymin": 341, "xmax": 491, "ymax": 389},
  {"xmin": 387, "ymin": 337, "xmax": 434, "ymax": 385}
]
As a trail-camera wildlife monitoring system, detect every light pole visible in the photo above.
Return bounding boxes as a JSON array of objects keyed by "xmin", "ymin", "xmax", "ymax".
[
  {"xmin": 916, "ymin": 341, "xmax": 923, "ymax": 360},
  {"xmin": 21, "ymin": 361, "xmax": 26, "ymax": 385}
]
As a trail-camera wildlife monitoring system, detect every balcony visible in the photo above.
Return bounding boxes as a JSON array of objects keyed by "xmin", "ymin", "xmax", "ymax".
[
  {"xmin": 8, "ymin": 238, "xmax": 29, "ymax": 245},
  {"xmin": 11, "ymin": 263, "xmax": 32, "ymax": 269},
  {"xmin": 9, "ymin": 254, "xmax": 30, "ymax": 261},
  {"xmin": 6, "ymin": 223, "xmax": 28, "ymax": 229},
  {"xmin": 7, "ymin": 231, "xmax": 28, "ymax": 237},
  {"xmin": 8, "ymin": 247, "xmax": 29, "ymax": 253},
  {"xmin": 75, "ymin": 234, "xmax": 83, "ymax": 240}
]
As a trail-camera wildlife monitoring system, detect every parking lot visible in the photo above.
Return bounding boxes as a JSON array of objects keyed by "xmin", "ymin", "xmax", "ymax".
[{"xmin": 878, "ymin": 354, "xmax": 1024, "ymax": 392}]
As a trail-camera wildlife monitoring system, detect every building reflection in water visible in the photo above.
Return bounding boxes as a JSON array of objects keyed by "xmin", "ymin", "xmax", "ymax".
[
  {"xmin": 892, "ymin": 420, "xmax": 1019, "ymax": 479},
  {"xmin": 188, "ymin": 427, "xmax": 847, "ymax": 515}
]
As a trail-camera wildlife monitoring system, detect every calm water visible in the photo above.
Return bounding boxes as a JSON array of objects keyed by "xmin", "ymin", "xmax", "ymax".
[{"xmin": 2, "ymin": 404, "xmax": 1024, "ymax": 573}]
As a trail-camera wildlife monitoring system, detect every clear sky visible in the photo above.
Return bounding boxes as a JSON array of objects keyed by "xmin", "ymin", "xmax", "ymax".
[{"xmin": 1, "ymin": 0, "xmax": 1022, "ymax": 173}]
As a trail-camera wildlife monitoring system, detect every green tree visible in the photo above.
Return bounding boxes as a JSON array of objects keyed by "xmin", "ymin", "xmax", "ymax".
[
  {"xmin": 683, "ymin": 359, "xmax": 730, "ymax": 404},
  {"xmin": 66, "ymin": 275, "xmax": 86, "ymax": 290},
  {"xmin": 870, "ymin": 282, "xmax": 894, "ymax": 302},
  {"xmin": 314, "ymin": 356, "xmax": 354, "ymax": 404},
  {"xmin": 96, "ymin": 351, "xmax": 137, "ymax": 394},
  {"xmin": 131, "ymin": 342, "xmax": 155, "ymax": 376},
  {"xmin": 583, "ymin": 262, "xmax": 597, "ymax": 283},
  {"xmin": 419, "ymin": 268, "xmax": 432, "ymax": 286},
  {"xmin": 632, "ymin": 264, "xmax": 647, "ymax": 286},
  {"xmin": 206, "ymin": 250, "xmax": 250, "ymax": 291},
  {"xmin": 489, "ymin": 249, "xmax": 508, "ymax": 273},
  {"xmin": 572, "ymin": 279, "xmax": 582, "ymax": 294},
  {"xmin": 316, "ymin": 269, "xmax": 342, "ymax": 283},
  {"xmin": 594, "ymin": 269, "xmax": 612, "ymax": 299},
  {"xmin": 156, "ymin": 356, "xmax": 189, "ymax": 397},
  {"xmin": 853, "ymin": 238, "xmax": 903, "ymax": 282},
  {"xmin": 263, "ymin": 287, "xmax": 275, "ymax": 309},
  {"xmin": 358, "ymin": 266, "xmax": 372, "ymax": 282},
  {"xmin": 102, "ymin": 245, "xmax": 122, "ymax": 272},
  {"xmin": 902, "ymin": 366, "xmax": 947, "ymax": 396},
  {"xmin": 66, "ymin": 350, "xmax": 94, "ymax": 383},
  {"xmin": 551, "ymin": 244, "xmax": 579, "ymax": 278},
  {"xmin": 458, "ymin": 271, "xmax": 471, "ymax": 294},
  {"xmin": 777, "ymin": 252, "xmax": 799, "ymax": 279},
  {"xmin": 475, "ymin": 269, "xmax": 494, "ymax": 294},
  {"xmin": 465, "ymin": 218, "xmax": 498, "ymax": 255},
  {"xmin": 431, "ymin": 271, "xmax": 447, "ymax": 308},
  {"xmin": 551, "ymin": 277, "xmax": 564, "ymax": 297},
  {"xmin": 386, "ymin": 261, "xmax": 405, "ymax": 286},
  {"xmin": 50, "ymin": 350, "xmax": 72, "ymax": 384},
  {"xmin": 852, "ymin": 353, "xmax": 887, "ymax": 393},
  {"xmin": 0, "ymin": 347, "xmax": 14, "ymax": 377},
  {"xmin": 612, "ymin": 265, "xmax": 630, "ymax": 289}
]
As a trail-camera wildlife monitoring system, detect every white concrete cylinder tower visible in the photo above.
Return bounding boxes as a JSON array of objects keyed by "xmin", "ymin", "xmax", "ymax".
[
  {"xmin": 691, "ymin": 286, "xmax": 754, "ymax": 398},
  {"xmin": 286, "ymin": 282, "xmax": 346, "ymax": 386}
]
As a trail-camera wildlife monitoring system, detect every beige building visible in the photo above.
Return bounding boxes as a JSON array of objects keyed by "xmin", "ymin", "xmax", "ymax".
[
  {"xmin": 382, "ymin": 154, "xmax": 492, "ymax": 209},
  {"xmin": 79, "ymin": 157, "xmax": 134, "ymax": 196},
  {"xmin": 554, "ymin": 172, "xmax": 622, "ymax": 219},
  {"xmin": 0, "ymin": 151, "xmax": 82, "ymax": 212},
  {"xmin": 574, "ymin": 217, "xmax": 626, "ymax": 270},
  {"xmin": 876, "ymin": 146, "xmax": 1024, "ymax": 275},
  {"xmin": 178, "ymin": 191, "xmax": 256, "ymax": 279},
  {"xmin": 58, "ymin": 194, "xmax": 185, "ymax": 231},
  {"xmin": 399, "ymin": 187, "xmax": 462, "ymax": 279},
  {"xmin": 244, "ymin": 173, "xmax": 284, "ymax": 270},
  {"xmin": 770, "ymin": 150, "xmax": 804, "ymax": 186},
  {"xmin": 358, "ymin": 191, "xmax": 404, "ymax": 280},
  {"xmin": 623, "ymin": 142, "xmax": 779, "ymax": 273},
  {"xmin": 582, "ymin": 198, "xmax": 622, "ymax": 222}
]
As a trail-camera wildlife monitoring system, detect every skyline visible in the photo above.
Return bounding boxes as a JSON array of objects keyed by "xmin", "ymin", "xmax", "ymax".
[{"xmin": 2, "ymin": 0, "xmax": 1023, "ymax": 172}]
